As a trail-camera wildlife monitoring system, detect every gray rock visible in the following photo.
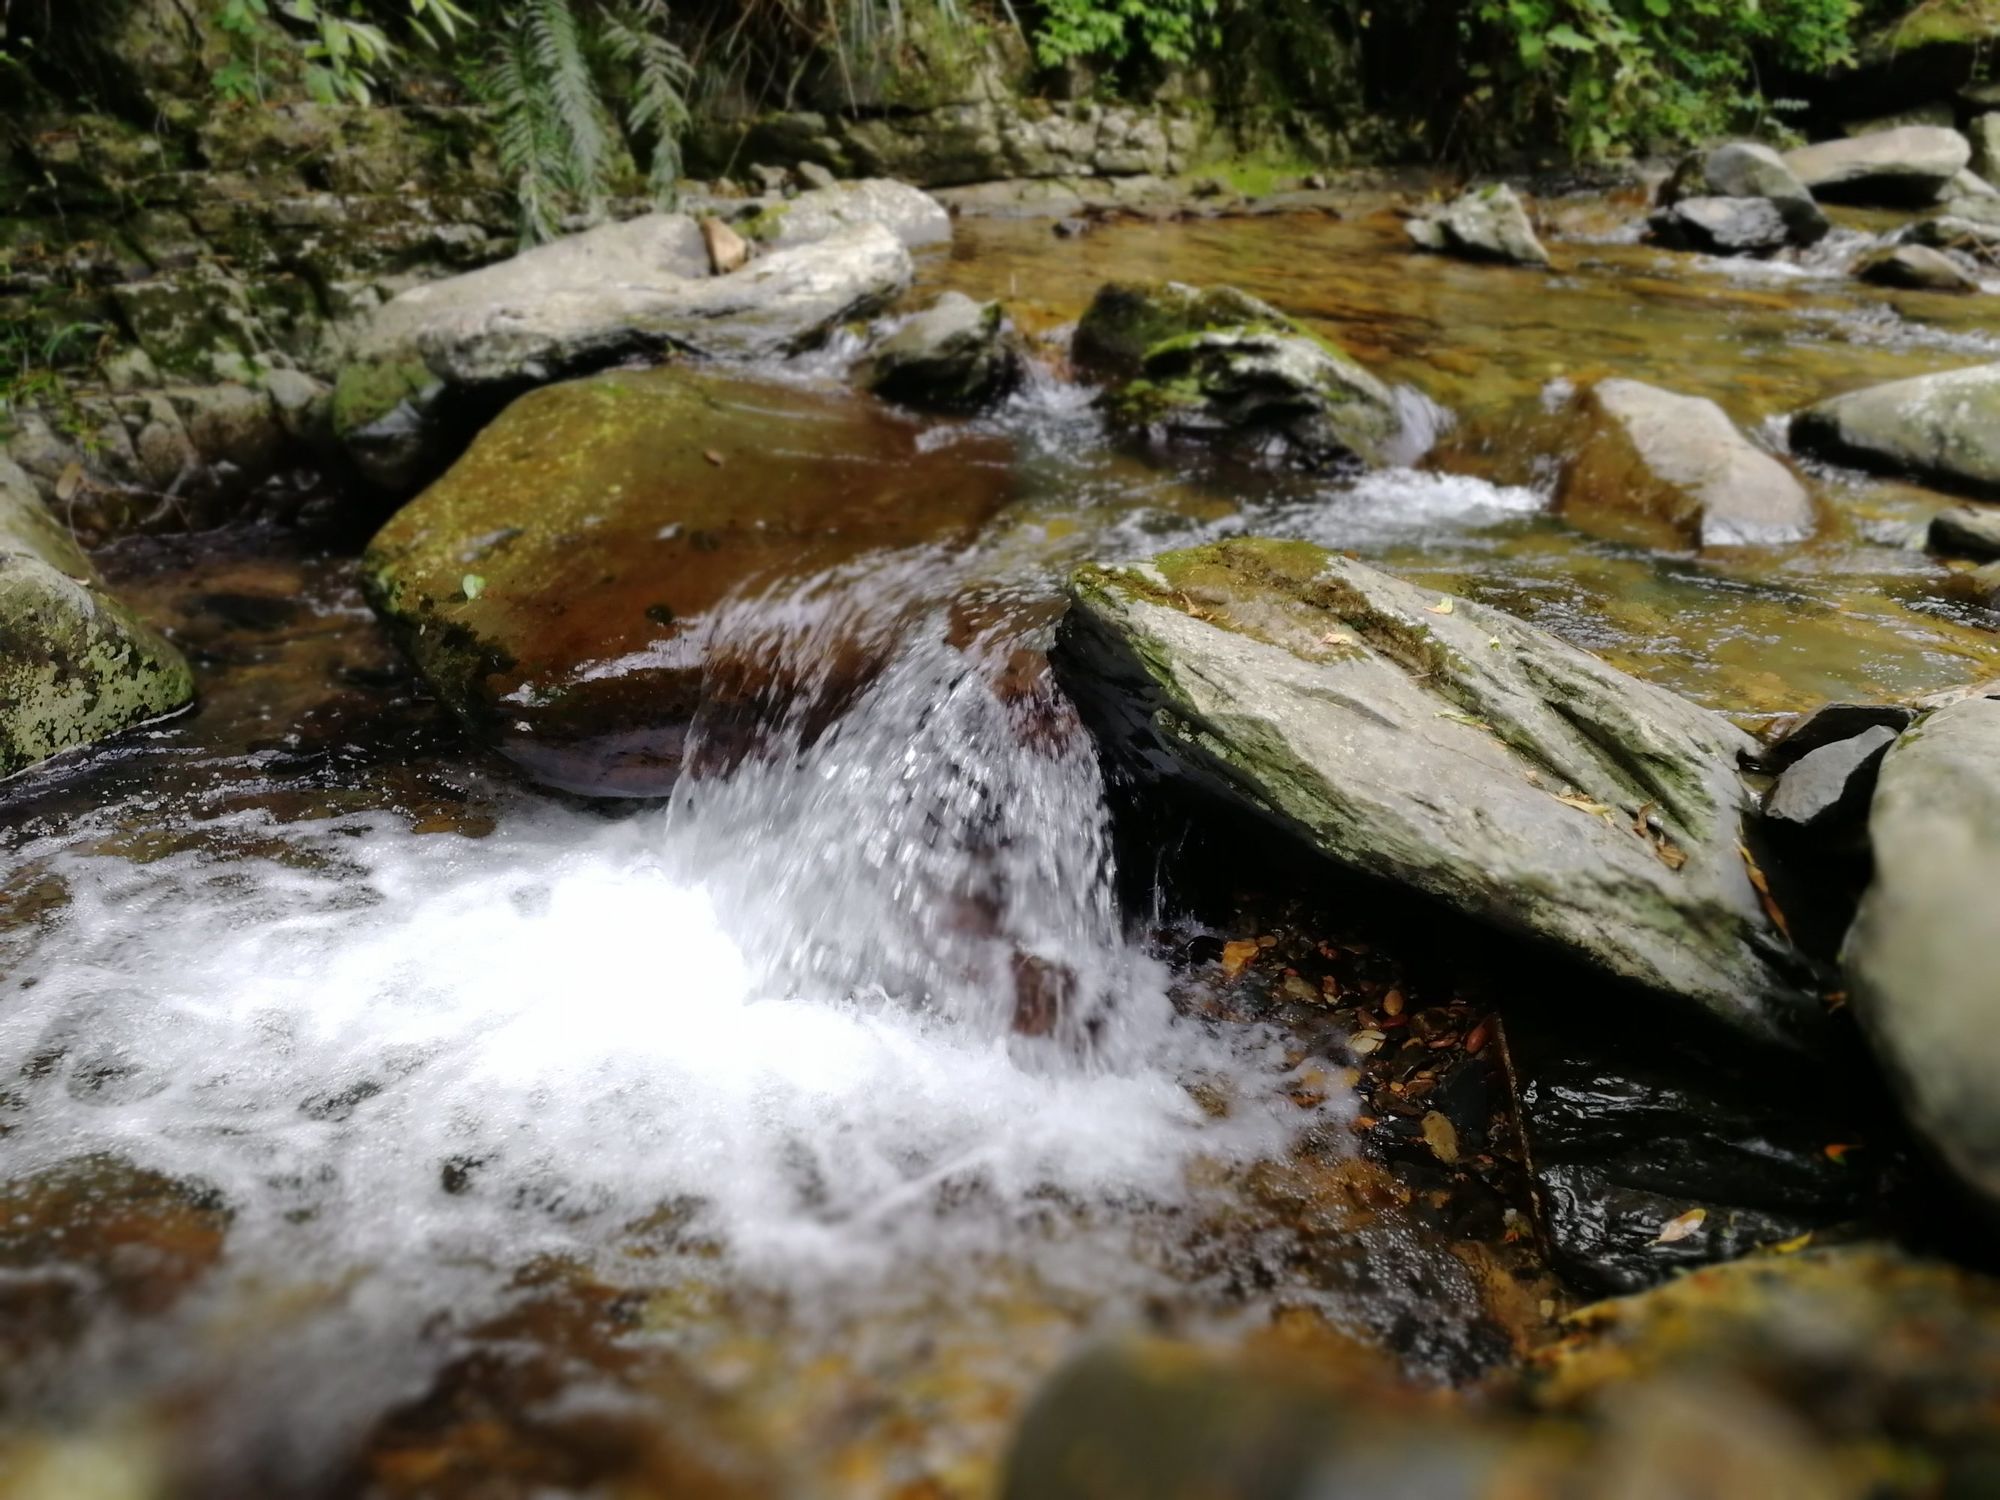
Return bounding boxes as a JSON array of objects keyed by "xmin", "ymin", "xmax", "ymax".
[
  {"xmin": 1929, "ymin": 505, "xmax": 2000, "ymax": 560},
  {"xmin": 856, "ymin": 292, "xmax": 1024, "ymax": 411},
  {"xmin": 1846, "ymin": 692, "xmax": 2000, "ymax": 1209},
  {"xmin": 1764, "ymin": 702, "xmax": 1916, "ymax": 769},
  {"xmin": 352, "ymin": 214, "xmax": 914, "ymax": 387},
  {"xmin": 1649, "ymin": 196, "xmax": 1791, "ymax": 255},
  {"xmin": 1784, "ymin": 126, "xmax": 1973, "ymax": 205},
  {"xmin": 1407, "ymin": 183, "xmax": 1552, "ymax": 267},
  {"xmin": 1662, "ymin": 142, "xmax": 1829, "ymax": 245},
  {"xmin": 1949, "ymin": 167, "xmax": 2000, "ymax": 200},
  {"xmin": 0, "ymin": 465, "xmax": 194, "ymax": 777},
  {"xmin": 1056, "ymin": 538, "xmax": 1817, "ymax": 1042},
  {"xmin": 747, "ymin": 178, "xmax": 952, "ymax": 252},
  {"xmin": 1076, "ymin": 280, "xmax": 1407, "ymax": 470},
  {"xmin": 1791, "ymin": 363, "xmax": 2000, "ymax": 497},
  {"xmin": 1857, "ymin": 243, "xmax": 1981, "ymax": 292},
  {"xmin": 1765, "ymin": 725, "xmax": 1899, "ymax": 830},
  {"xmin": 1971, "ymin": 113, "xmax": 2000, "ymax": 189},
  {"xmin": 1555, "ymin": 379, "xmax": 1817, "ymax": 550},
  {"xmin": 794, "ymin": 161, "xmax": 838, "ymax": 192}
]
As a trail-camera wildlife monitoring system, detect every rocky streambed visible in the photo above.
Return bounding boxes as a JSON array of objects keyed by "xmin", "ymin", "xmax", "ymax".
[{"xmin": 6, "ymin": 162, "xmax": 2000, "ymax": 1498}]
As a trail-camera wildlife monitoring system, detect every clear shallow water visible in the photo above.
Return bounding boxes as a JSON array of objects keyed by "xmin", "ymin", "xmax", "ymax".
[{"xmin": 5, "ymin": 196, "xmax": 2000, "ymax": 1494}]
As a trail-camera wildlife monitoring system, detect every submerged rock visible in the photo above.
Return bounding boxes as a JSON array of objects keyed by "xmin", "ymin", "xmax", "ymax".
[
  {"xmin": 1846, "ymin": 690, "xmax": 2000, "ymax": 1210},
  {"xmin": 1649, "ymin": 195, "xmax": 1793, "ymax": 256},
  {"xmin": 1056, "ymin": 538, "xmax": 1817, "ymax": 1041},
  {"xmin": 854, "ymin": 291, "xmax": 1025, "ymax": 411},
  {"xmin": 1554, "ymin": 378, "xmax": 1817, "ymax": 550},
  {"xmin": 361, "ymin": 367, "xmax": 1016, "ymax": 796},
  {"xmin": 1791, "ymin": 362, "xmax": 2000, "ymax": 497},
  {"xmin": 1073, "ymin": 281, "xmax": 1404, "ymax": 470},
  {"xmin": 1856, "ymin": 243, "xmax": 1981, "ymax": 292},
  {"xmin": 1661, "ymin": 142, "xmax": 1829, "ymax": 245},
  {"xmin": 1406, "ymin": 183, "xmax": 1551, "ymax": 267},
  {"xmin": 1785, "ymin": 125, "xmax": 1973, "ymax": 204},
  {"xmin": 1, "ymin": 465, "xmax": 194, "ymax": 777},
  {"xmin": 1930, "ymin": 504, "xmax": 2000, "ymax": 559}
]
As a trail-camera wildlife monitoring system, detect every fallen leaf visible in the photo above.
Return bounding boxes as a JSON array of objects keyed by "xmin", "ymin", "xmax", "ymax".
[
  {"xmin": 55, "ymin": 461, "xmax": 85, "ymax": 502},
  {"xmin": 1421, "ymin": 1110, "xmax": 1460, "ymax": 1164},
  {"xmin": 1349, "ymin": 1029, "xmax": 1386, "ymax": 1056},
  {"xmin": 704, "ymin": 449, "xmax": 725, "ymax": 466},
  {"xmin": 1488, "ymin": 635, "xmax": 1503, "ymax": 649},
  {"xmin": 1426, "ymin": 597, "xmax": 1455, "ymax": 615},
  {"xmin": 1319, "ymin": 629, "xmax": 1357, "ymax": 647},
  {"xmin": 1220, "ymin": 939, "xmax": 1261, "ymax": 980},
  {"xmin": 1652, "ymin": 837, "xmax": 1688, "ymax": 871},
  {"xmin": 461, "ymin": 573, "xmax": 485, "ymax": 601},
  {"xmin": 1738, "ymin": 842, "xmax": 1793, "ymax": 942},
  {"xmin": 1654, "ymin": 1207, "xmax": 1707, "ymax": 1244},
  {"xmin": 1555, "ymin": 793, "xmax": 1613, "ymax": 817},
  {"xmin": 1771, "ymin": 1231, "xmax": 1815, "ymax": 1254}
]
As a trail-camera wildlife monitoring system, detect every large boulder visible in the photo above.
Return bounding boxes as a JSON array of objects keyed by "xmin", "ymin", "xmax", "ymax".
[
  {"xmin": 1844, "ymin": 690, "xmax": 2000, "ymax": 1209},
  {"xmin": 1660, "ymin": 142, "xmax": 1829, "ymax": 245},
  {"xmin": 1072, "ymin": 281, "xmax": 1405, "ymax": 470},
  {"xmin": 361, "ymin": 367, "xmax": 1017, "ymax": 796},
  {"xmin": 854, "ymin": 291, "xmax": 1025, "ymax": 411},
  {"xmin": 1930, "ymin": 504, "xmax": 2000, "ymax": 559},
  {"xmin": 732, "ymin": 178, "xmax": 952, "ymax": 252},
  {"xmin": 1056, "ymin": 538, "xmax": 1818, "ymax": 1042},
  {"xmin": 1406, "ymin": 183, "xmax": 1552, "ymax": 267},
  {"xmin": 1555, "ymin": 379, "xmax": 1817, "ymax": 550},
  {"xmin": 1790, "ymin": 363, "xmax": 2000, "ymax": 497},
  {"xmin": 0, "ymin": 463, "xmax": 194, "ymax": 776},
  {"xmin": 1784, "ymin": 125, "xmax": 1973, "ymax": 204},
  {"xmin": 1648, "ymin": 196, "xmax": 1791, "ymax": 256},
  {"xmin": 349, "ymin": 214, "xmax": 913, "ymax": 386}
]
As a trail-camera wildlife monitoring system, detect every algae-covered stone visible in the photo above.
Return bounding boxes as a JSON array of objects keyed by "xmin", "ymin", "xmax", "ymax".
[
  {"xmin": 331, "ymin": 357, "xmax": 449, "ymax": 491},
  {"xmin": 1856, "ymin": 243, "xmax": 1982, "ymax": 292},
  {"xmin": 1791, "ymin": 362, "xmax": 2000, "ymax": 497},
  {"xmin": 361, "ymin": 367, "xmax": 1017, "ymax": 796},
  {"xmin": 1056, "ymin": 538, "xmax": 1817, "ymax": 1042},
  {"xmin": 1555, "ymin": 378, "xmax": 1817, "ymax": 549},
  {"xmin": 1845, "ymin": 691, "xmax": 2000, "ymax": 1210},
  {"xmin": 0, "ymin": 467, "xmax": 193, "ymax": 777},
  {"xmin": 1072, "ymin": 281, "xmax": 1404, "ymax": 470}
]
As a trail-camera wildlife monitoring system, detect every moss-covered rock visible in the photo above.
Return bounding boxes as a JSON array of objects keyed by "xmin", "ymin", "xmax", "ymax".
[
  {"xmin": 360, "ymin": 366, "xmax": 1018, "ymax": 796},
  {"xmin": 1055, "ymin": 537, "xmax": 1818, "ymax": 1042},
  {"xmin": 855, "ymin": 291, "xmax": 1024, "ymax": 411},
  {"xmin": 0, "ymin": 466, "xmax": 193, "ymax": 777}
]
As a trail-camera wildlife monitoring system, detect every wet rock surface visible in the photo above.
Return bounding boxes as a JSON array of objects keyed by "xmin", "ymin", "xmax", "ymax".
[
  {"xmin": 361, "ymin": 367, "xmax": 1017, "ymax": 795},
  {"xmin": 855, "ymin": 291, "xmax": 1026, "ymax": 411},
  {"xmin": 1791, "ymin": 361, "xmax": 2000, "ymax": 497},
  {"xmin": 1765, "ymin": 724, "xmax": 1899, "ymax": 831},
  {"xmin": 1075, "ymin": 281, "xmax": 1404, "ymax": 469},
  {"xmin": 1661, "ymin": 142, "xmax": 1830, "ymax": 245},
  {"xmin": 1857, "ymin": 243, "xmax": 1982, "ymax": 292},
  {"xmin": 1763, "ymin": 701, "xmax": 1917, "ymax": 769},
  {"xmin": 0, "ymin": 465, "xmax": 194, "ymax": 775},
  {"xmin": 1931, "ymin": 503, "xmax": 2000, "ymax": 559},
  {"xmin": 1785, "ymin": 125, "xmax": 1973, "ymax": 204},
  {"xmin": 1650, "ymin": 195, "xmax": 1794, "ymax": 255},
  {"xmin": 1057, "ymin": 538, "xmax": 1818, "ymax": 1042},
  {"xmin": 1846, "ymin": 690, "xmax": 2000, "ymax": 1211},
  {"xmin": 1406, "ymin": 183, "xmax": 1551, "ymax": 267},
  {"xmin": 1554, "ymin": 378, "xmax": 1817, "ymax": 549}
]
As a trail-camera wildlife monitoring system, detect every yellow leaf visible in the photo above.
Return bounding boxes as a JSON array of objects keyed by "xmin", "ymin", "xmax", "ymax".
[
  {"xmin": 1319, "ymin": 629, "xmax": 1357, "ymax": 647},
  {"xmin": 1770, "ymin": 1231, "xmax": 1815, "ymax": 1254},
  {"xmin": 1427, "ymin": 597, "xmax": 1455, "ymax": 615},
  {"xmin": 1555, "ymin": 793, "xmax": 1613, "ymax": 817},
  {"xmin": 1655, "ymin": 1207, "xmax": 1707, "ymax": 1244},
  {"xmin": 1421, "ymin": 1110, "xmax": 1459, "ymax": 1164},
  {"xmin": 1220, "ymin": 939, "xmax": 1261, "ymax": 980}
]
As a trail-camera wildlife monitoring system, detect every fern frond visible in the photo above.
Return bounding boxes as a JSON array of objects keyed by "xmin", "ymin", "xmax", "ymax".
[
  {"xmin": 524, "ymin": 0, "xmax": 616, "ymax": 216},
  {"xmin": 602, "ymin": 0, "xmax": 693, "ymax": 205}
]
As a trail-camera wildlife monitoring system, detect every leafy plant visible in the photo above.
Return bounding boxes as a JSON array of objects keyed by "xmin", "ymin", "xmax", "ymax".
[
  {"xmin": 213, "ymin": 0, "xmax": 472, "ymax": 105},
  {"xmin": 1031, "ymin": 0, "xmax": 1218, "ymax": 67}
]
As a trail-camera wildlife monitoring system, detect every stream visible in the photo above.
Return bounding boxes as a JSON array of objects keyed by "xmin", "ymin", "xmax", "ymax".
[{"xmin": 5, "ymin": 193, "xmax": 2000, "ymax": 1496}]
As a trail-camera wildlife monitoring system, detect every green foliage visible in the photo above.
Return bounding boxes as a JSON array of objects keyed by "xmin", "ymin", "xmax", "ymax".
[
  {"xmin": 1031, "ymin": 0, "xmax": 1218, "ymax": 66},
  {"xmin": 213, "ymin": 0, "xmax": 471, "ymax": 105},
  {"xmin": 1454, "ymin": 0, "xmax": 1863, "ymax": 155},
  {"xmin": 470, "ymin": 0, "xmax": 692, "ymax": 243}
]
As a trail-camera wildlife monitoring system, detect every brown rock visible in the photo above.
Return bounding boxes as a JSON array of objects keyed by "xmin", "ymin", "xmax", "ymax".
[{"xmin": 699, "ymin": 215, "xmax": 750, "ymax": 275}]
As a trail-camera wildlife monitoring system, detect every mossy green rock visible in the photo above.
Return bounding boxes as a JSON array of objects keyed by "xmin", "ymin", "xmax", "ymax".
[
  {"xmin": 1074, "ymin": 281, "xmax": 1403, "ymax": 469},
  {"xmin": 1792, "ymin": 362, "xmax": 2000, "ymax": 497},
  {"xmin": 1056, "ymin": 538, "xmax": 1817, "ymax": 1041},
  {"xmin": 361, "ymin": 367, "xmax": 1018, "ymax": 796},
  {"xmin": 0, "ymin": 471, "xmax": 193, "ymax": 777}
]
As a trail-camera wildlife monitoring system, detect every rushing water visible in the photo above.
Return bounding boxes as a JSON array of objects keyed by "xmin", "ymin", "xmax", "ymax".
[{"xmin": 5, "ymin": 195, "xmax": 2000, "ymax": 1495}]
